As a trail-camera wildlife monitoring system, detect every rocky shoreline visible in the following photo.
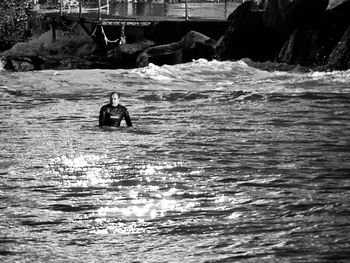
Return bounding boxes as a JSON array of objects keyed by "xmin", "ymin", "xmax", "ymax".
[{"xmin": 1, "ymin": 0, "xmax": 349, "ymax": 71}]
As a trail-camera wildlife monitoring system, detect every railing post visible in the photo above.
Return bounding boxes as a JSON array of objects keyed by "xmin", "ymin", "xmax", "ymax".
[
  {"xmin": 98, "ymin": 0, "xmax": 101, "ymax": 20},
  {"xmin": 107, "ymin": 0, "xmax": 110, "ymax": 14},
  {"xmin": 79, "ymin": 0, "xmax": 82, "ymax": 18},
  {"xmin": 59, "ymin": 0, "xmax": 63, "ymax": 16},
  {"xmin": 185, "ymin": 0, "xmax": 188, "ymax": 21}
]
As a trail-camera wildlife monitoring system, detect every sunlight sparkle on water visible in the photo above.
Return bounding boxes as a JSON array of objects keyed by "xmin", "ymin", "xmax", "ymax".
[{"xmin": 49, "ymin": 154, "xmax": 116, "ymax": 187}]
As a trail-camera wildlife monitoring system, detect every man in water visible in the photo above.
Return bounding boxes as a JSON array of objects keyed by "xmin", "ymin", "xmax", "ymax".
[{"xmin": 99, "ymin": 92, "xmax": 132, "ymax": 127}]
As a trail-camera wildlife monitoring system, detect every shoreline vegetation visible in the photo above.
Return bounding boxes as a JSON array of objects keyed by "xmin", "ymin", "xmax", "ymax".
[{"xmin": 0, "ymin": 0, "xmax": 349, "ymax": 71}]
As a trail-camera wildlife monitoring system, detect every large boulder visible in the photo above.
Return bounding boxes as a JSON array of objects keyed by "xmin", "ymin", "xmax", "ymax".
[
  {"xmin": 180, "ymin": 31, "xmax": 217, "ymax": 62},
  {"xmin": 215, "ymin": 0, "xmax": 284, "ymax": 62},
  {"xmin": 136, "ymin": 31, "xmax": 217, "ymax": 67},
  {"xmin": 277, "ymin": 26, "xmax": 324, "ymax": 66},
  {"xmin": 328, "ymin": 25, "xmax": 350, "ymax": 70},
  {"xmin": 263, "ymin": 0, "xmax": 329, "ymax": 37},
  {"xmin": 277, "ymin": 0, "xmax": 350, "ymax": 66},
  {"xmin": 136, "ymin": 41, "xmax": 183, "ymax": 68},
  {"xmin": 107, "ymin": 40, "xmax": 155, "ymax": 68}
]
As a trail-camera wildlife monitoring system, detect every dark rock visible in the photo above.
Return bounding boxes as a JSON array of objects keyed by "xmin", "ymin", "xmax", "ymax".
[
  {"xmin": 181, "ymin": 31, "xmax": 217, "ymax": 62},
  {"xmin": 148, "ymin": 21, "xmax": 229, "ymax": 46},
  {"xmin": 119, "ymin": 40, "xmax": 155, "ymax": 55},
  {"xmin": 136, "ymin": 41, "xmax": 183, "ymax": 67},
  {"xmin": 215, "ymin": 0, "xmax": 284, "ymax": 62},
  {"xmin": 181, "ymin": 31, "xmax": 217, "ymax": 50},
  {"xmin": 136, "ymin": 31, "xmax": 217, "ymax": 67},
  {"xmin": 263, "ymin": 0, "xmax": 329, "ymax": 37},
  {"xmin": 277, "ymin": 26, "xmax": 320, "ymax": 66},
  {"xmin": 328, "ymin": 0, "xmax": 350, "ymax": 24},
  {"xmin": 328, "ymin": 25, "xmax": 350, "ymax": 70},
  {"xmin": 227, "ymin": 1, "xmax": 256, "ymax": 21},
  {"xmin": 182, "ymin": 42, "xmax": 216, "ymax": 63},
  {"xmin": 1, "ymin": 55, "xmax": 45, "ymax": 71},
  {"xmin": 145, "ymin": 48, "xmax": 183, "ymax": 68},
  {"xmin": 113, "ymin": 40, "xmax": 155, "ymax": 68},
  {"xmin": 277, "ymin": 0, "xmax": 350, "ymax": 67}
]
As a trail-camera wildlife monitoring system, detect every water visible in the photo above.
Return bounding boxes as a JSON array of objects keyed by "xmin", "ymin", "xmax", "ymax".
[{"xmin": 1, "ymin": 59, "xmax": 350, "ymax": 262}]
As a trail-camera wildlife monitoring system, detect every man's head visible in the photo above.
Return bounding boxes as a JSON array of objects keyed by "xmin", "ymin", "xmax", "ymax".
[{"xmin": 110, "ymin": 92, "xmax": 120, "ymax": 106}]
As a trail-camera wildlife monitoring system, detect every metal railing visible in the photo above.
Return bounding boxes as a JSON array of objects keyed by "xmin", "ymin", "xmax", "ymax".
[
  {"xmin": 36, "ymin": 0, "xmax": 242, "ymax": 21},
  {"xmin": 58, "ymin": 0, "xmax": 110, "ymax": 19},
  {"xmin": 58, "ymin": 0, "xmax": 190, "ymax": 20}
]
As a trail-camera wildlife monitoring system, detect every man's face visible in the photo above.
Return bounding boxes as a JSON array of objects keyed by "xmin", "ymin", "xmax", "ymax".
[{"xmin": 111, "ymin": 94, "xmax": 119, "ymax": 106}]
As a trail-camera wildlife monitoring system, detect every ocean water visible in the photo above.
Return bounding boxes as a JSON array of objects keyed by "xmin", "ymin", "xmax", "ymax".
[{"xmin": 0, "ymin": 59, "xmax": 350, "ymax": 262}]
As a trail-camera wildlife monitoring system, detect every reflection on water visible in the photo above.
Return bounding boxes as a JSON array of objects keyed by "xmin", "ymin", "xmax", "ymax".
[{"xmin": 1, "ymin": 60, "xmax": 350, "ymax": 262}]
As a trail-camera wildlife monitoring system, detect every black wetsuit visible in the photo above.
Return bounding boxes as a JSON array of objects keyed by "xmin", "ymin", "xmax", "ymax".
[{"xmin": 99, "ymin": 103, "xmax": 132, "ymax": 127}]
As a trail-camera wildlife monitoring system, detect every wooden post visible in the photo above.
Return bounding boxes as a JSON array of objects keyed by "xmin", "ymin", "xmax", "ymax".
[
  {"xmin": 224, "ymin": 0, "xmax": 227, "ymax": 19},
  {"xmin": 185, "ymin": 0, "xmax": 188, "ymax": 21},
  {"xmin": 120, "ymin": 23, "xmax": 126, "ymax": 45},
  {"xmin": 98, "ymin": 0, "xmax": 101, "ymax": 20},
  {"xmin": 107, "ymin": 0, "xmax": 110, "ymax": 14},
  {"xmin": 52, "ymin": 19, "xmax": 56, "ymax": 42}
]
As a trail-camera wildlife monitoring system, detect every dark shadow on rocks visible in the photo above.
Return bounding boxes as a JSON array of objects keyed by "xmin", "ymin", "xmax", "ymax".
[
  {"xmin": 215, "ymin": 0, "xmax": 284, "ymax": 62},
  {"xmin": 328, "ymin": 25, "xmax": 350, "ymax": 70},
  {"xmin": 277, "ymin": 0, "xmax": 350, "ymax": 67},
  {"xmin": 263, "ymin": 0, "xmax": 329, "ymax": 37}
]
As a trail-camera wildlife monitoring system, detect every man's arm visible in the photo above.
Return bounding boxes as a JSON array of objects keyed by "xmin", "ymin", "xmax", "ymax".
[
  {"xmin": 99, "ymin": 106, "xmax": 106, "ymax": 126},
  {"xmin": 124, "ymin": 109, "xmax": 132, "ymax": 127}
]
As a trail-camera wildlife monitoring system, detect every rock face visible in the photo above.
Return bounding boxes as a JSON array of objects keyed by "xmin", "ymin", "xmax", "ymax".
[
  {"xmin": 328, "ymin": 25, "xmax": 350, "ymax": 70},
  {"xmin": 136, "ymin": 41, "xmax": 183, "ymax": 67},
  {"xmin": 263, "ymin": 0, "xmax": 329, "ymax": 37},
  {"xmin": 276, "ymin": 0, "xmax": 350, "ymax": 67},
  {"xmin": 215, "ymin": 0, "xmax": 350, "ymax": 70},
  {"xmin": 215, "ymin": 1, "xmax": 283, "ymax": 62}
]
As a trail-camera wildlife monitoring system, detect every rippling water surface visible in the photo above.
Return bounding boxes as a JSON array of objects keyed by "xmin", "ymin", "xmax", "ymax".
[{"xmin": 1, "ymin": 60, "xmax": 350, "ymax": 262}]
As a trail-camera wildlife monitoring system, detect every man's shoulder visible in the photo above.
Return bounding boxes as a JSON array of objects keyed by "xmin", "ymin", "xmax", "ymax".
[
  {"xmin": 101, "ymin": 103, "xmax": 112, "ymax": 109},
  {"xmin": 118, "ymin": 104, "xmax": 128, "ymax": 111}
]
